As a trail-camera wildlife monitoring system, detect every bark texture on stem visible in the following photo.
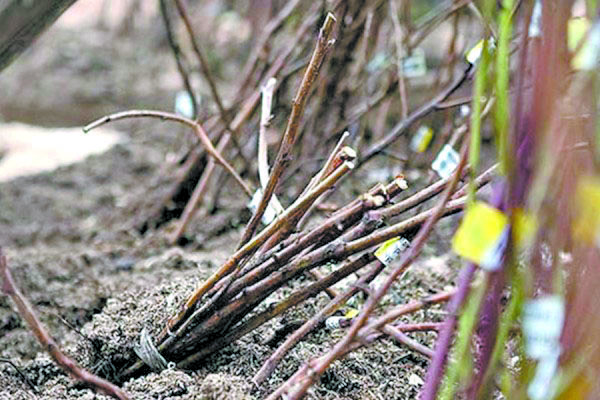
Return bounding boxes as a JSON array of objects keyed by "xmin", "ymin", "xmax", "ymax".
[
  {"xmin": 238, "ymin": 12, "xmax": 337, "ymax": 246},
  {"xmin": 0, "ymin": 0, "xmax": 78, "ymax": 71},
  {"xmin": 0, "ymin": 250, "xmax": 129, "ymax": 400}
]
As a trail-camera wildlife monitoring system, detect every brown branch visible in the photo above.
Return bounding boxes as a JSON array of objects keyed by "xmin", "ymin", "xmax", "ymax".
[
  {"xmin": 382, "ymin": 324, "xmax": 434, "ymax": 358},
  {"xmin": 280, "ymin": 142, "xmax": 468, "ymax": 399},
  {"xmin": 0, "ymin": 0, "xmax": 78, "ymax": 71},
  {"xmin": 83, "ymin": 109, "xmax": 252, "ymax": 197},
  {"xmin": 163, "ymin": 194, "xmax": 466, "ymax": 367},
  {"xmin": 175, "ymin": 253, "xmax": 377, "ymax": 369},
  {"xmin": 358, "ymin": 64, "xmax": 472, "ymax": 168},
  {"xmin": 252, "ymin": 258, "xmax": 385, "ymax": 385},
  {"xmin": 167, "ymin": 134, "xmax": 230, "ymax": 244},
  {"xmin": 159, "ymin": 0, "xmax": 197, "ymax": 119},
  {"xmin": 172, "ymin": 0, "xmax": 227, "ymax": 125},
  {"xmin": 0, "ymin": 250, "xmax": 129, "ymax": 400},
  {"xmin": 238, "ymin": 12, "xmax": 337, "ymax": 247},
  {"xmin": 157, "ymin": 160, "xmax": 354, "ymax": 345}
]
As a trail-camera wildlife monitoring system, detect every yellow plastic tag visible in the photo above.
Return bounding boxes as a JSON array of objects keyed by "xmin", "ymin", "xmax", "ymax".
[
  {"xmin": 466, "ymin": 39, "xmax": 485, "ymax": 64},
  {"xmin": 513, "ymin": 208, "xmax": 537, "ymax": 248},
  {"xmin": 465, "ymin": 38, "xmax": 495, "ymax": 64},
  {"xmin": 374, "ymin": 237, "xmax": 410, "ymax": 266},
  {"xmin": 572, "ymin": 21, "xmax": 600, "ymax": 70},
  {"xmin": 573, "ymin": 177, "xmax": 600, "ymax": 244},
  {"xmin": 568, "ymin": 17, "xmax": 590, "ymax": 52},
  {"xmin": 410, "ymin": 126, "xmax": 433, "ymax": 153},
  {"xmin": 452, "ymin": 202, "xmax": 509, "ymax": 271}
]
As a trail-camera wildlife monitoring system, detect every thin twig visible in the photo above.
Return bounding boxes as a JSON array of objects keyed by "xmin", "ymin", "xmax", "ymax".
[
  {"xmin": 280, "ymin": 141, "xmax": 468, "ymax": 399},
  {"xmin": 0, "ymin": 358, "xmax": 37, "ymax": 394},
  {"xmin": 158, "ymin": 161, "xmax": 354, "ymax": 344},
  {"xmin": 358, "ymin": 64, "xmax": 473, "ymax": 168},
  {"xmin": 172, "ymin": 0, "xmax": 227, "ymax": 126},
  {"xmin": 83, "ymin": 109, "xmax": 252, "ymax": 197},
  {"xmin": 168, "ymin": 134, "xmax": 229, "ymax": 244},
  {"xmin": 238, "ymin": 12, "xmax": 337, "ymax": 247},
  {"xmin": 0, "ymin": 250, "xmax": 129, "ymax": 400},
  {"xmin": 390, "ymin": 0, "xmax": 409, "ymax": 119},
  {"xmin": 159, "ymin": 0, "xmax": 197, "ymax": 119},
  {"xmin": 382, "ymin": 323, "xmax": 434, "ymax": 358}
]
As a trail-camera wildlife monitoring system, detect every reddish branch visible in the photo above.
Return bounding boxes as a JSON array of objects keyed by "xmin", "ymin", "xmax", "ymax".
[{"xmin": 0, "ymin": 250, "xmax": 130, "ymax": 400}]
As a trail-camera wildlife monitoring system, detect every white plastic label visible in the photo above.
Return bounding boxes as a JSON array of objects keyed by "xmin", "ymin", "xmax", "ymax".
[
  {"xmin": 480, "ymin": 228, "xmax": 509, "ymax": 271},
  {"xmin": 522, "ymin": 295, "xmax": 565, "ymax": 360},
  {"xmin": 325, "ymin": 316, "xmax": 346, "ymax": 330},
  {"xmin": 465, "ymin": 38, "xmax": 496, "ymax": 65},
  {"xmin": 527, "ymin": 349, "xmax": 560, "ymax": 400},
  {"xmin": 248, "ymin": 189, "xmax": 280, "ymax": 225},
  {"xmin": 174, "ymin": 91, "xmax": 195, "ymax": 119},
  {"xmin": 374, "ymin": 237, "xmax": 411, "ymax": 266},
  {"xmin": 402, "ymin": 48, "xmax": 427, "ymax": 78},
  {"xmin": 528, "ymin": 0, "xmax": 543, "ymax": 38},
  {"xmin": 432, "ymin": 145, "xmax": 459, "ymax": 179}
]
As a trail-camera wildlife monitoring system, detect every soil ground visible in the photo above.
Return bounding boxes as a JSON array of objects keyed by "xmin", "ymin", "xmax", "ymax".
[{"xmin": 0, "ymin": 2, "xmax": 476, "ymax": 399}]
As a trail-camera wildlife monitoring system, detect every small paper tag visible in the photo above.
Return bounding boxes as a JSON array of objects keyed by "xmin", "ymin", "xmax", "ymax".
[
  {"xmin": 522, "ymin": 295, "xmax": 565, "ymax": 360},
  {"xmin": 432, "ymin": 145, "xmax": 460, "ymax": 179},
  {"xmin": 572, "ymin": 20, "xmax": 600, "ymax": 70},
  {"xmin": 465, "ymin": 38, "xmax": 496, "ymax": 65},
  {"xmin": 174, "ymin": 91, "xmax": 195, "ymax": 119},
  {"xmin": 375, "ymin": 237, "xmax": 411, "ymax": 266},
  {"xmin": 344, "ymin": 308, "xmax": 359, "ymax": 319},
  {"xmin": 527, "ymin": 349, "xmax": 560, "ymax": 400},
  {"xmin": 325, "ymin": 316, "xmax": 352, "ymax": 330},
  {"xmin": 402, "ymin": 48, "xmax": 427, "ymax": 78},
  {"xmin": 572, "ymin": 177, "xmax": 600, "ymax": 245},
  {"xmin": 452, "ymin": 202, "xmax": 509, "ymax": 271},
  {"xmin": 248, "ymin": 189, "xmax": 281, "ymax": 225},
  {"xmin": 569, "ymin": 18, "xmax": 590, "ymax": 52},
  {"xmin": 513, "ymin": 208, "xmax": 537, "ymax": 249},
  {"xmin": 410, "ymin": 126, "xmax": 433, "ymax": 153},
  {"xmin": 528, "ymin": 0, "xmax": 543, "ymax": 38}
]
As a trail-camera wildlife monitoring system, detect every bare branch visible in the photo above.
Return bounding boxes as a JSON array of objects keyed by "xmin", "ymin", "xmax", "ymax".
[{"xmin": 0, "ymin": 250, "xmax": 129, "ymax": 400}]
